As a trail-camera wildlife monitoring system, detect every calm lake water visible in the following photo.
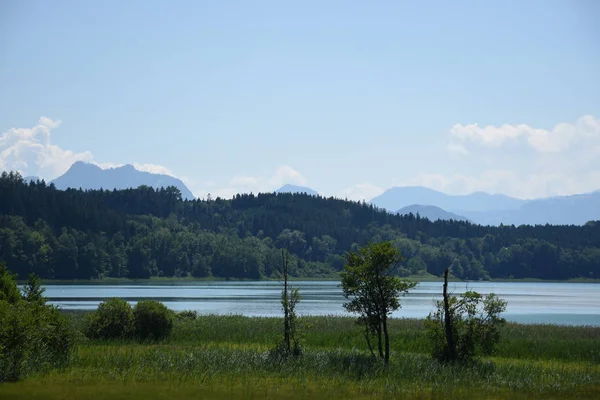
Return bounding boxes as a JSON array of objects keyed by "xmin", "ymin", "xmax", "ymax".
[{"xmin": 41, "ymin": 281, "xmax": 600, "ymax": 326}]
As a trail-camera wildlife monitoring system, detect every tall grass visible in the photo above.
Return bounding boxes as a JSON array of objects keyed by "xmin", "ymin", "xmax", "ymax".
[{"xmin": 1, "ymin": 314, "xmax": 598, "ymax": 399}]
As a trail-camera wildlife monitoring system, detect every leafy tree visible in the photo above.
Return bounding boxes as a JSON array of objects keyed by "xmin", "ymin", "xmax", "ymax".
[
  {"xmin": 0, "ymin": 263, "xmax": 73, "ymax": 382},
  {"xmin": 133, "ymin": 300, "xmax": 174, "ymax": 341},
  {"xmin": 0, "ymin": 262, "xmax": 21, "ymax": 304},
  {"xmin": 85, "ymin": 298, "xmax": 134, "ymax": 340},
  {"xmin": 22, "ymin": 273, "xmax": 45, "ymax": 305},
  {"xmin": 425, "ymin": 268, "xmax": 507, "ymax": 362},
  {"xmin": 341, "ymin": 241, "xmax": 417, "ymax": 363}
]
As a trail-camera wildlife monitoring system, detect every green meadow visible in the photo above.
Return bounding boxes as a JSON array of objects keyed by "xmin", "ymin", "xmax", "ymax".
[{"xmin": 1, "ymin": 315, "xmax": 599, "ymax": 399}]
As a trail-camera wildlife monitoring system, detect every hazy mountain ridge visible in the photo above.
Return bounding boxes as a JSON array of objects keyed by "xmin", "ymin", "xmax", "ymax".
[
  {"xmin": 275, "ymin": 184, "xmax": 319, "ymax": 196},
  {"xmin": 371, "ymin": 186, "xmax": 527, "ymax": 213},
  {"xmin": 51, "ymin": 162, "xmax": 195, "ymax": 200},
  {"xmin": 43, "ymin": 162, "xmax": 600, "ymax": 225},
  {"xmin": 396, "ymin": 205, "xmax": 471, "ymax": 223},
  {"xmin": 371, "ymin": 186, "xmax": 600, "ymax": 226}
]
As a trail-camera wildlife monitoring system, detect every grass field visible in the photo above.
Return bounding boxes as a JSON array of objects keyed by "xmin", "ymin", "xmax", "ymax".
[{"xmin": 1, "ymin": 315, "xmax": 599, "ymax": 399}]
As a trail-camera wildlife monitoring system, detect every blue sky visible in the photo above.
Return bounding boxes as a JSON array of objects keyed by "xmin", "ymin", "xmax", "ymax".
[{"xmin": 1, "ymin": 0, "xmax": 599, "ymax": 200}]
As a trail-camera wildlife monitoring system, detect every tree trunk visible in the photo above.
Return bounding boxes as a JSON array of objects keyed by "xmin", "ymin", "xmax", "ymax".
[
  {"xmin": 364, "ymin": 329, "xmax": 376, "ymax": 358},
  {"xmin": 443, "ymin": 268, "xmax": 457, "ymax": 361},
  {"xmin": 283, "ymin": 249, "xmax": 290, "ymax": 353},
  {"xmin": 382, "ymin": 313, "xmax": 390, "ymax": 364},
  {"xmin": 377, "ymin": 323, "xmax": 383, "ymax": 359}
]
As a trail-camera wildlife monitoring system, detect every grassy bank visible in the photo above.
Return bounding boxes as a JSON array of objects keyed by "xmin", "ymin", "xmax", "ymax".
[{"xmin": 1, "ymin": 315, "xmax": 599, "ymax": 399}]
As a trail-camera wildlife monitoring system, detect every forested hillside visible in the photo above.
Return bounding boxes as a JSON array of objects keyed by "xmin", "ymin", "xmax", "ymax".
[{"xmin": 1, "ymin": 171, "xmax": 599, "ymax": 281}]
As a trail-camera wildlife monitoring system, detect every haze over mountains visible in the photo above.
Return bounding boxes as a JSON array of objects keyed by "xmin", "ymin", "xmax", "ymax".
[
  {"xmin": 275, "ymin": 184, "xmax": 319, "ymax": 196},
  {"xmin": 51, "ymin": 162, "xmax": 196, "ymax": 200},
  {"xmin": 370, "ymin": 187, "xmax": 600, "ymax": 226},
  {"xmin": 395, "ymin": 205, "xmax": 471, "ymax": 223},
  {"xmin": 20, "ymin": 162, "xmax": 599, "ymax": 227}
]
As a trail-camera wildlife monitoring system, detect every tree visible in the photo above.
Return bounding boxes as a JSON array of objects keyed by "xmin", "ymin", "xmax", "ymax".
[
  {"xmin": 425, "ymin": 267, "xmax": 507, "ymax": 362},
  {"xmin": 279, "ymin": 249, "xmax": 301, "ymax": 356},
  {"xmin": 341, "ymin": 241, "xmax": 417, "ymax": 363},
  {"xmin": 22, "ymin": 273, "xmax": 45, "ymax": 305}
]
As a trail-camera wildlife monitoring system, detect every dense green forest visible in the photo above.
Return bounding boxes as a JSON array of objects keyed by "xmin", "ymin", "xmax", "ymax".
[{"xmin": 1, "ymin": 171, "xmax": 599, "ymax": 280}]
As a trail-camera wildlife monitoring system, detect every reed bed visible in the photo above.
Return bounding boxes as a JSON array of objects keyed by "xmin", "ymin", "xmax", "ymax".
[{"xmin": 1, "ymin": 314, "xmax": 599, "ymax": 399}]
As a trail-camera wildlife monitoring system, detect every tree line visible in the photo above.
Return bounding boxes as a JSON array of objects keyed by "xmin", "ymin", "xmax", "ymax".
[{"xmin": 1, "ymin": 171, "xmax": 599, "ymax": 280}]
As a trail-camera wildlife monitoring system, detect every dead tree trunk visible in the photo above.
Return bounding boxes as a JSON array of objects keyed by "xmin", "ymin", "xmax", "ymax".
[
  {"xmin": 443, "ymin": 268, "xmax": 457, "ymax": 361},
  {"xmin": 282, "ymin": 249, "xmax": 291, "ymax": 353}
]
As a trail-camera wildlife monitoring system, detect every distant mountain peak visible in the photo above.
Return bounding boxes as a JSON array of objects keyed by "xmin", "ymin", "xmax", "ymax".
[
  {"xmin": 51, "ymin": 162, "xmax": 195, "ymax": 200},
  {"xmin": 396, "ymin": 204, "xmax": 471, "ymax": 223},
  {"xmin": 275, "ymin": 184, "xmax": 318, "ymax": 196},
  {"xmin": 70, "ymin": 161, "xmax": 100, "ymax": 170},
  {"xmin": 370, "ymin": 186, "xmax": 526, "ymax": 214}
]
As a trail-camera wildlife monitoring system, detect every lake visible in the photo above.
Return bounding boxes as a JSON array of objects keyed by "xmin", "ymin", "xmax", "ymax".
[{"xmin": 41, "ymin": 281, "xmax": 600, "ymax": 326}]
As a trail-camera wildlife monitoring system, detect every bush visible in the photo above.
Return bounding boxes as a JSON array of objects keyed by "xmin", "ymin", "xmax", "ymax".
[
  {"xmin": 176, "ymin": 310, "xmax": 198, "ymax": 321},
  {"xmin": 85, "ymin": 298, "xmax": 134, "ymax": 340},
  {"xmin": 425, "ymin": 290, "xmax": 507, "ymax": 362},
  {"xmin": 0, "ymin": 263, "xmax": 74, "ymax": 382},
  {"xmin": 134, "ymin": 300, "xmax": 174, "ymax": 340}
]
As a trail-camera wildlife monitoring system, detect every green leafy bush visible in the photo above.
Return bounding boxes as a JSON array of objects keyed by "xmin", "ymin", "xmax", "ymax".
[
  {"xmin": 134, "ymin": 300, "xmax": 174, "ymax": 340},
  {"xmin": 425, "ymin": 290, "xmax": 507, "ymax": 362},
  {"xmin": 85, "ymin": 298, "xmax": 134, "ymax": 340},
  {"xmin": 0, "ymin": 263, "xmax": 74, "ymax": 382}
]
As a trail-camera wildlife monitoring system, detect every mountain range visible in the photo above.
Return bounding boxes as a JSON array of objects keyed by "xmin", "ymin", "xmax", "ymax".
[
  {"xmin": 275, "ymin": 184, "xmax": 600, "ymax": 226},
  {"xmin": 396, "ymin": 205, "xmax": 471, "ymax": 223},
  {"xmin": 22, "ymin": 162, "xmax": 599, "ymax": 226},
  {"xmin": 370, "ymin": 187, "xmax": 600, "ymax": 226},
  {"xmin": 50, "ymin": 162, "xmax": 195, "ymax": 200}
]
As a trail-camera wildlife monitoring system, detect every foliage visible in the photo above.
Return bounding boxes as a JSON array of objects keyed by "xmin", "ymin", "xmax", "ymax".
[
  {"xmin": 176, "ymin": 310, "xmax": 198, "ymax": 321},
  {"xmin": 425, "ymin": 278, "xmax": 508, "ymax": 362},
  {"xmin": 22, "ymin": 273, "xmax": 46, "ymax": 305},
  {"xmin": 133, "ymin": 300, "xmax": 174, "ymax": 341},
  {"xmin": 1, "ymin": 171, "xmax": 600, "ymax": 281},
  {"xmin": 85, "ymin": 298, "xmax": 134, "ymax": 340},
  {"xmin": 4, "ymin": 315, "xmax": 600, "ymax": 399},
  {"xmin": 276, "ymin": 249, "xmax": 302, "ymax": 358},
  {"xmin": 341, "ymin": 242, "xmax": 417, "ymax": 362},
  {"xmin": 0, "ymin": 263, "xmax": 74, "ymax": 382},
  {"xmin": 0, "ymin": 262, "xmax": 22, "ymax": 304}
]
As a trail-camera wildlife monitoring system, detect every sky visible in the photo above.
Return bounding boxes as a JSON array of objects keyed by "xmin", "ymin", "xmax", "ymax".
[{"xmin": 1, "ymin": 0, "xmax": 599, "ymax": 201}]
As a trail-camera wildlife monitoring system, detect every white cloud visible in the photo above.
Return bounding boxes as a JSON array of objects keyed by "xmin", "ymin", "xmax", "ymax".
[
  {"xmin": 338, "ymin": 183, "xmax": 384, "ymax": 202},
  {"xmin": 418, "ymin": 115, "xmax": 600, "ymax": 198},
  {"xmin": 190, "ymin": 165, "xmax": 308, "ymax": 200},
  {"xmin": 396, "ymin": 169, "xmax": 600, "ymax": 199},
  {"xmin": 449, "ymin": 115, "xmax": 600, "ymax": 153},
  {"xmin": 1, "ymin": 118, "xmax": 182, "ymax": 185},
  {"xmin": 38, "ymin": 116, "xmax": 62, "ymax": 129},
  {"xmin": 0, "ymin": 117, "xmax": 93, "ymax": 179},
  {"xmin": 272, "ymin": 165, "xmax": 307, "ymax": 186},
  {"xmin": 132, "ymin": 163, "xmax": 175, "ymax": 176}
]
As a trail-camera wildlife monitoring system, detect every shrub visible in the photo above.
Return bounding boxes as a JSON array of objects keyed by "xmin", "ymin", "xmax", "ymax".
[
  {"xmin": 85, "ymin": 298, "xmax": 134, "ymax": 340},
  {"xmin": 176, "ymin": 310, "xmax": 198, "ymax": 321},
  {"xmin": 425, "ymin": 284, "xmax": 507, "ymax": 363},
  {"xmin": 134, "ymin": 300, "xmax": 174, "ymax": 340},
  {"xmin": 0, "ymin": 263, "xmax": 74, "ymax": 382}
]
